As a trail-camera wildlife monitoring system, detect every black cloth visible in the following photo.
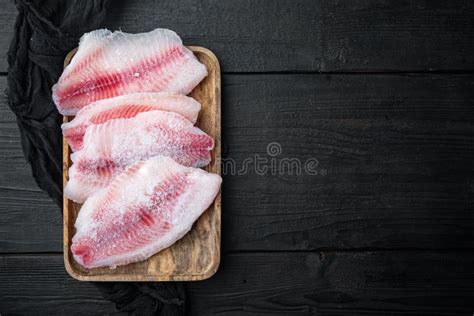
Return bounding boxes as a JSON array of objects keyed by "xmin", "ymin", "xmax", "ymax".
[{"xmin": 6, "ymin": 1, "xmax": 186, "ymax": 315}]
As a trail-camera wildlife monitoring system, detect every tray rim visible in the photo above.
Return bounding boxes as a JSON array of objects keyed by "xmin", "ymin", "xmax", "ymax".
[{"xmin": 62, "ymin": 46, "xmax": 222, "ymax": 282}]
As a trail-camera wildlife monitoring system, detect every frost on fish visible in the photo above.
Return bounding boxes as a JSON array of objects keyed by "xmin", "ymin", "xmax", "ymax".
[
  {"xmin": 64, "ymin": 110, "xmax": 214, "ymax": 203},
  {"xmin": 71, "ymin": 156, "xmax": 222, "ymax": 269},
  {"xmin": 53, "ymin": 28, "xmax": 207, "ymax": 115},
  {"xmin": 62, "ymin": 92, "xmax": 201, "ymax": 151}
]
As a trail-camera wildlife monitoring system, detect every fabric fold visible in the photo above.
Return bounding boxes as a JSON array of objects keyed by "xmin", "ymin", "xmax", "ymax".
[{"xmin": 5, "ymin": 1, "xmax": 186, "ymax": 314}]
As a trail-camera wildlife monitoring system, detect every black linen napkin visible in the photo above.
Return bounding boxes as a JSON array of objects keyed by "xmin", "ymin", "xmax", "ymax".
[{"xmin": 5, "ymin": 1, "xmax": 186, "ymax": 314}]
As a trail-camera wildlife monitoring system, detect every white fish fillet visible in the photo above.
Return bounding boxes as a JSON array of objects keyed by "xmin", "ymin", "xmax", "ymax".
[
  {"xmin": 53, "ymin": 28, "xmax": 207, "ymax": 115},
  {"xmin": 71, "ymin": 156, "xmax": 222, "ymax": 269},
  {"xmin": 62, "ymin": 92, "xmax": 201, "ymax": 151},
  {"xmin": 65, "ymin": 110, "xmax": 214, "ymax": 203}
]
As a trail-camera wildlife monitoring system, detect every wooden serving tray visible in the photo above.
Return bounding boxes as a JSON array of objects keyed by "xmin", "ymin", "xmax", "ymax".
[{"xmin": 63, "ymin": 47, "xmax": 221, "ymax": 281}]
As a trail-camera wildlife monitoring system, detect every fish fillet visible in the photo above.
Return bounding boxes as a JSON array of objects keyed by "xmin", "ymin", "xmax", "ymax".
[
  {"xmin": 65, "ymin": 110, "xmax": 214, "ymax": 203},
  {"xmin": 62, "ymin": 92, "xmax": 201, "ymax": 151},
  {"xmin": 53, "ymin": 28, "xmax": 207, "ymax": 115},
  {"xmin": 71, "ymin": 156, "xmax": 222, "ymax": 269}
]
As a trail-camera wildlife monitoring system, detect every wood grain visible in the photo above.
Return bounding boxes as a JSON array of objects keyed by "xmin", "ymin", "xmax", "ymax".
[
  {"xmin": 0, "ymin": 76, "xmax": 61, "ymax": 253},
  {"xmin": 0, "ymin": 1, "xmax": 473, "ymax": 313},
  {"xmin": 219, "ymin": 74, "xmax": 474, "ymax": 251},
  {"xmin": 105, "ymin": 0, "xmax": 474, "ymax": 72},
  {"xmin": 188, "ymin": 251, "xmax": 474, "ymax": 315},
  {"xmin": 62, "ymin": 47, "xmax": 221, "ymax": 281},
  {"xmin": 1, "ymin": 0, "xmax": 474, "ymax": 73},
  {"xmin": 1, "ymin": 74, "xmax": 473, "ymax": 253},
  {"xmin": 0, "ymin": 255, "xmax": 119, "ymax": 314},
  {"xmin": 1, "ymin": 252, "xmax": 474, "ymax": 315}
]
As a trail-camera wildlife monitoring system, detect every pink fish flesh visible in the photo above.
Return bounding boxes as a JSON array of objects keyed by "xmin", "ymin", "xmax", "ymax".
[
  {"xmin": 65, "ymin": 110, "xmax": 214, "ymax": 203},
  {"xmin": 53, "ymin": 28, "xmax": 207, "ymax": 115},
  {"xmin": 62, "ymin": 92, "xmax": 201, "ymax": 151},
  {"xmin": 71, "ymin": 156, "xmax": 222, "ymax": 269}
]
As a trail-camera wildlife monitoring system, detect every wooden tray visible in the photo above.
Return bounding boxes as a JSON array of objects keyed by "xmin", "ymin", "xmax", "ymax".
[{"xmin": 63, "ymin": 47, "xmax": 221, "ymax": 281}]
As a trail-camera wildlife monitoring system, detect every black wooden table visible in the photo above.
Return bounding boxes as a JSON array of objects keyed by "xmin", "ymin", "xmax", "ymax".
[{"xmin": 1, "ymin": 0, "xmax": 474, "ymax": 314}]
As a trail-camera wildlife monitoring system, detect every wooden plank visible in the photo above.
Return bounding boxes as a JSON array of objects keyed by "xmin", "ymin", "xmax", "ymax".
[
  {"xmin": 0, "ymin": 255, "xmax": 118, "ymax": 314},
  {"xmin": 63, "ymin": 47, "xmax": 222, "ymax": 281},
  {"xmin": 1, "ymin": 252, "xmax": 474, "ymax": 314},
  {"xmin": 1, "ymin": 0, "xmax": 474, "ymax": 73},
  {"xmin": 220, "ymin": 74, "xmax": 474, "ymax": 251},
  {"xmin": 188, "ymin": 251, "xmax": 474, "ymax": 315},
  {"xmin": 76, "ymin": 0, "xmax": 474, "ymax": 72},
  {"xmin": 1, "ymin": 74, "xmax": 473, "ymax": 253},
  {"xmin": 0, "ymin": 77, "xmax": 62, "ymax": 253}
]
